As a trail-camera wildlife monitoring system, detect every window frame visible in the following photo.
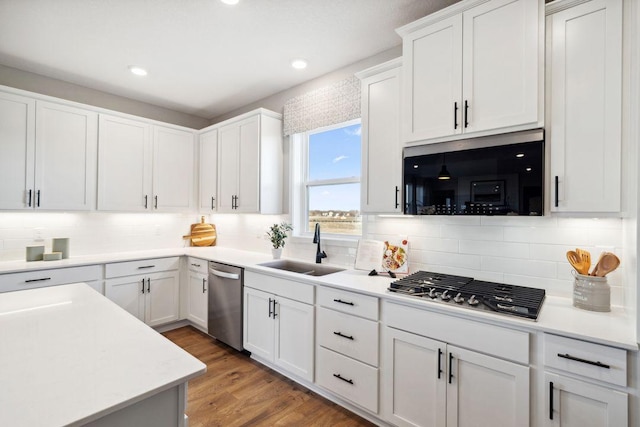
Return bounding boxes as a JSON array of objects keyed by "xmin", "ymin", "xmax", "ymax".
[{"xmin": 290, "ymin": 119, "xmax": 362, "ymax": 241}]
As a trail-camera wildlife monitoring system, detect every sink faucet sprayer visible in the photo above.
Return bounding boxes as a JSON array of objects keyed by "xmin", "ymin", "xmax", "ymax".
[{"xmin": 313, "ymin": 223, "xmax": 327, "ymax": 264}]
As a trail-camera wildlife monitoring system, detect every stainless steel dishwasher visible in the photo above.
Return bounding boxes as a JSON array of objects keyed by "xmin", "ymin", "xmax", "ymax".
[{"xmin": 208, "ymin": 261, "xmax": 244, "ymax": 351}]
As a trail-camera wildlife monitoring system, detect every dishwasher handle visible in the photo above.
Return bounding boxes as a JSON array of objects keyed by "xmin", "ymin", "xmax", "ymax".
[{"xmin": 209, "ymin": 268, "xmax": 240, "ymax": 280}]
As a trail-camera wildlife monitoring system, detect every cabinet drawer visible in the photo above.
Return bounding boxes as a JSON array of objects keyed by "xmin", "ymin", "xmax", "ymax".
[
  {"xmin": 245, "ymin": 271, "xmax": 314, "ymax": 305},
  {"xmin": 187, "ymin": 257, "xmax": 208, "ymax": 275},
  {"xmin": 317, "ymin": 287, "xmax": 379, "ymax": 320},
  {"xmin": 383, "ymin": 301, "xmax": 529, "ymax": 364},
  {"xmin": 0, "ymin": 265, "xmax": 102, "ymax": 293},
  {"xmin": 317, "ymin": 307, "xmax": 379, "ymax": 367},
  {"xmin": 105, "ymin": 257, "xmax": 179, "ymax": 278},
  {"xmin": 544, "ymin": 334, "xmax": 627, "ymax": 387},
  {"xmin": 316, "ymin": 346, "xmax": 378, "ymax": 413}
]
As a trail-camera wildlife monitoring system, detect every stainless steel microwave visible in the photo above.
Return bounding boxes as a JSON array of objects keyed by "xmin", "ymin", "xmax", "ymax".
[{"xmin": 403, "ymin": 129, "xmax": 544, "ymax": 216}]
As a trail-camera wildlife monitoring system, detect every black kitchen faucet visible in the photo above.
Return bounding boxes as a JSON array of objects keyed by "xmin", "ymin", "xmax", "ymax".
[{"xmin": 313, "ymin": 223, "xmax": 327, "ymax": 264}]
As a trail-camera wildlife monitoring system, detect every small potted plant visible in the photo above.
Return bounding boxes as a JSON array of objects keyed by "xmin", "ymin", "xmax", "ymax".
[{"xmin": 266, "ymin": 222, "xmax": 293, "ymax": 259}]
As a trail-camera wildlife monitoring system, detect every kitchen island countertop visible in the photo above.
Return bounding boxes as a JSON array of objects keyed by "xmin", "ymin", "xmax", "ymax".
[{"xmin": 0, "ymin": 283, "xmax": 206, "ymax": 427}]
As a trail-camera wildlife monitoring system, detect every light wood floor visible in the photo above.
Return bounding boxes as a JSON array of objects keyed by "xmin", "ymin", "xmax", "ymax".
[{"xmin": 163, "ymin": 326, "xmax": 377, "ymax": 427}]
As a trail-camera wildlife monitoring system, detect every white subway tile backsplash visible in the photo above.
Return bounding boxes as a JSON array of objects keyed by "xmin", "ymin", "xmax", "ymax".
[
  {"xmin": 482, "ymin": 256, "xmax": 557, "ymax": 279},
  {"xmin": 460, "ymin": 240, "xmax": 529, "ymax": 259},
  {"xmin": 422, "ymin": 250, "xmax": 481, "ymax": 270},
  {"xmin": 439, "ymin": 225, "xmax": 504, "ymax": 241},
  {"xmin": 503, "ymin": 225, "xmax": 591, "ymax": 245},
  {"xmin": 410, "ymin": 237, "xmax": 459, "ymax": 253},
  {"xmin": 481, "ymin": 216, "xmax": 558, "ymax": 228}
]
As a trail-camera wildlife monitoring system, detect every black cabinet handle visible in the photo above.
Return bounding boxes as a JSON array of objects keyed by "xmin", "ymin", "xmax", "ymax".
[
  {"xmin": 191, "ymin": 263, "xmax": 201, "ymax": 268},
  {"xmin": 437, "ymin": 348, "xmax": 443, "ymax": 379},
  {"xmin": 154, "ymin": 195, "xmax": 158, "ymax": 209},
  {"xmin": 554, "ymin": 176, "xmax": 559, "ymax": 207},
  {"xmin": 24, "ymin": 277, "xmax": 51, "ymax": 283},
  {"xmin": 202, "ymin": 278, "xmax": 206, "ymax": 293},
  {"xmin": 454, "ymin": 101, "xmax": 458, "ymax": 129},
  {"xmin": 137, "ymin": 265, "xmax": 155, "ymax": 269},
  {"xmin": 141, "ymin": 278, "xmax": 145, "ymax": 294},
  {"xmin": 333, "ymin": 331, "xmax": 354, "ymax": 340},
  {"xmin": 395, "ymin": 186, "xmax": 399, "ymax": 209},
  {"xmin": 27, "ymin": 189, "xmax": 32, "ymax": 207},
  {"xmin": 464, "ymin": 100, "xmax": 469, "ymax": 128},
  {"xmin": 147, "ymin": 278, "xmax": 150, "ymax": 293},
  {"xmin": 557, "ymin": 353, "xmax": 610, "ymax": 369},
  {"xmin": 333, "ymin": 373, "xmax": 354, "ymax": 385},
  {"xmin": 448, "ymin": 352, "xmax": 454, "ymax": 384},
  {"xmin": 549, "ymin": 381, "xmax": 554, "ymax": 420},
  {"xmin": 211, "ymin": 197, "xmax": 215, "ymax": 210},
  {"xmin": 144, "ymin": 195, "xmax": 148, "ymax": 209},
  {"xmin": 273, "ymin": 300, "xmax": 278, "ymax": 318},
  {"xmin": 36, "ymin": 190, "xmax": 41, "ymax": 207},
  {"xmin": 333, "ymin": 298, "xmax": 354, "ymax": 306},
  {"xmin": 268, "ymin": 298, "xmax": 273, "ymax": 318}
]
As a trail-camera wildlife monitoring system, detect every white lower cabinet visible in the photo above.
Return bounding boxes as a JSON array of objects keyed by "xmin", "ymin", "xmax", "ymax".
[
  {"xmin": 545, "ymin": 373, "xmax": 627, "ymax": 427},
  {"xmin": 104, "ymin": 257, "xmax": 180, "ymax": 327},
  {"xmin": 186, "ymin": 258, "xmax": 208, "ymax": 330},
  {"xmin": 243, "ymin": 276, "xmax": 314, "ymax": 382}
]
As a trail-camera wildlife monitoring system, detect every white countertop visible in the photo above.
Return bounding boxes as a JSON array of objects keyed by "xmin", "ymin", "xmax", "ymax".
[
  {"xmin": 0, "ymin": 283, "xmax": 206, "ymax": 427},
  {"xmin": 1, "ymin": 246, "xmax": 637, "ymax": 350}
]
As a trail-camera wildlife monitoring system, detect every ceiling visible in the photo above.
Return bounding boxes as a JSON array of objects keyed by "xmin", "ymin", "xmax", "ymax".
[{"xmin": 0, "ymin": 0, "xmax": 457, "ymax": 120}]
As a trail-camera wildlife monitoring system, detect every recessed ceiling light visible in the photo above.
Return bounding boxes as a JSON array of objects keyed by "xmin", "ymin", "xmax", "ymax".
[
  {"xmin": 128, "ymin": 66, "xmax": 148, "ymax": 76},
  {"xmin": 413, "ymin": 164, "xmax": 419, "ymax": 169},
  {"xmin": 291, "ymin": 59, "xmax": 308, "ymax": 70},
  {"xmin": 220, "ymin": 0, "xmax": 239, "ymax": 5},
  {"xmin": 526, "ymin": 167, "xmax": 532, "ymax": 172},
  {"xmin": 516, "ymin": 153, "xmax": 525, "ymax": 158}
]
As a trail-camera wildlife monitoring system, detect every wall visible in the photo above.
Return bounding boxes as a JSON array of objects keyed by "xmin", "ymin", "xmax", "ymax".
[
  {"xmin": 0, "ymin": 64, "xmax": 210, "ymax": 129},
  {"xmin": 209, "ymin": 46, "xmax": 402, "ymax": 124}
]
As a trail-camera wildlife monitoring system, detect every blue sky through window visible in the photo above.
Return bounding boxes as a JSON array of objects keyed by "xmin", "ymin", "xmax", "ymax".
[{"xmin": 307, "ymin": 123, "xmax": 361, "ymax": 211}]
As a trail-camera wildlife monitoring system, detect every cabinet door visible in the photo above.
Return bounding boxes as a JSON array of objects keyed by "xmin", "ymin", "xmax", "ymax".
[
  {"xmin": 361, "ymin": 64, "xmax": 403, "ymax": 213},
  {"xmin": 462, "ymin": 0, "xmax": 539, "ymax": 133},
  {"xmin": 105, "ymin": 275, "xmax": 145, "ymax": 322},
  {"xmin": 381, "ymin": 326, "xmax": 446, "ymax": 427},
  {"xmin": 153, "ymin": 126, "xmax": 195, "ymax": 211},
  {"xmin": 199, "ymin": 128, "xmax": 218, "ymax": 211},
  {"xmin": 217, "ymin": 122, "xmax": 239, "ymax": 212},
  {"xmin": 274, "ymin": 296, "xmax": 314, "ymax": 382},
  {"xmin": 145, "ymin": 270, "xmax": 180, "ymax": 327},
  {"xmin": 548, "ymin": 0, "xmax": 622, "ymax": 212},
  {"xmin": 0, "ymin": 92, "xmax": 35, "ymax": 210},
  {"xmin": 236, "ymin": 115, "xmax": 260, "ymax": 213},
  {"xmin": 545, "ymin": 372, "xmax": 627, "ymax": 427},
  {"xmin": 98, "ymin": 115, "xmax": 152, "ymax": 211},
  {"xmin": 401, "ymin": 15, "xmax": 462, "ymax": 142},
  {"xmin": 243, "ymin": 287, "xmax": 274, "ymax": 360},
  {"xmin": 35, "ymin": 101, "xmax": 98, "ymax": 210},
  {"xmin": 187, "ymin": 271, "xmax": 208, "ymax": 329},
  {"xmin": 446, "ymin": 345, "xmax": 529, "ymax": 427}
]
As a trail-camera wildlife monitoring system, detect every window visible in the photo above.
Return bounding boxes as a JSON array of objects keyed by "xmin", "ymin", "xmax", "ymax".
[{"xmin": 292, "ymin": 119, "xmax": 362, "ymax": 238}]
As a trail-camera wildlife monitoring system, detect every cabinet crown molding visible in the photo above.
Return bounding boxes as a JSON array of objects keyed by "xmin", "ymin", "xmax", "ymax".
[
  {"xmin": 355, "ymin": 57, "xmax": 402, "ymax": 80},
  {"xmin": 395, "ymin": 0, "xmax": 492, "ymax": 36},
  {"xmin": 546, "ymin": 0, "xmax": 594, "ymax": 15}
]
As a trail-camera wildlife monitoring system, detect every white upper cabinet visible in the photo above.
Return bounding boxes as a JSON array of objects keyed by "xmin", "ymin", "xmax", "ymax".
[
  {"xmin": 398, "ymin": 0, "xmax": 540, "ymax": 144},
  {"xmin": 0, "ymin": 92, "xmax": 97, "ymax": 211},
  {"xmin": 198, "ymin": 128, "xmax": 218, "ymax": 211},
  {"xmin": 35, "ymin": 102, "xmax": 98, "ymax": 210},
  {"xmin": 98, "ymin": 115, "xmax": 152, "ymax": 211},
  {"xmin": 153, "ymin": 126, "xmax": 195, "ymax": 211},
  {"xmin": 547, "ymin": 0, "xmax": 622, "ymax": 212},
  {"xmin": 216, "ymin": 109, "xmax": 283, "ymax": 214},
  {"xmin": 357, "ymin": 58, "xmax": 403, "ymax": 214},
  {"xmin": 98, "ymin": 114, "xmax": 195, "ymax": 212},
  {"xmin": 0, "ymin": 92, "xmax": 35, "ymax": 210}
]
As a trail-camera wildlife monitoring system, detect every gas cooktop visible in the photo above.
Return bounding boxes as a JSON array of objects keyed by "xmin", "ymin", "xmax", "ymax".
[{"xmin": 388, "ymin": 271, "xmax": 545, "ymax": 321}]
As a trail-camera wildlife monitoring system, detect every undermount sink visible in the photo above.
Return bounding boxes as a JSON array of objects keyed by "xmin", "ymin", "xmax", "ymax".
[{"xmin": 258, "ymin": 260, "xmax": 345, "ymax": 277}]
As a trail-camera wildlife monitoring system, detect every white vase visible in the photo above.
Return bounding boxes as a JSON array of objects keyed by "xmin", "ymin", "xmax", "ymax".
[{"xmin": 271, "ymin": 248, "xmax": 283, "ymax": 259}]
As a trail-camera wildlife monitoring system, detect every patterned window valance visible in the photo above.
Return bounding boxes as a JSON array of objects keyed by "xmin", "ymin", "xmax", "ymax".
[{"xmin": 283, "ymin": 76, "xmax": 361, "ymax": 136}]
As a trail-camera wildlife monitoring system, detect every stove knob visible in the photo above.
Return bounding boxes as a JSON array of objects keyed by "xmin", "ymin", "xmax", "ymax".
[
  {"xmin": 441, "ymin": 290, "xmax": 451, "ymax": 301},
  {"xmin": 428, "ymin": 288, "xmax": 437, "ymax": 299},
  {"xmin": 453, "ymin": 293, "xmax": 464, "ymax": 304},
  {"xmin": 468, "ymin": 295, "xmax": 479, "ymax": 306}
]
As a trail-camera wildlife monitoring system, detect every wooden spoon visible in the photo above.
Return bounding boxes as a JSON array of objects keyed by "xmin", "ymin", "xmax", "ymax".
[
  {"xmin": 593, "ymin": 252, "xmax": 620, "ymax": 277},
  {"xmin": 590, "ymin": 252, "xmax": 605, "ymax": 276},
  {"xmin": 566, "ymin": 250, "xmax": 587, "ymax": 275},
  {"xmin": 576, "ymin": 248, "xmax": 591, "ymax": 275}
]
